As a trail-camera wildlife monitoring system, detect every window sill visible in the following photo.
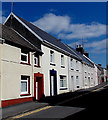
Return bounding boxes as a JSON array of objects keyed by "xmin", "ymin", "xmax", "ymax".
[
  {"xmin": 34, "ymin": 65, "xmax": 41, "ymax": 68},
  {"xmin": 71, "ymin": 68, "xmax": 74, "ymax": 70},
  {"xmin": 20, "ymin": 93, "xmax": 31, "ymax": 96},
  {"xmin": 61, "ymin": 66, "xmax": 65, "ymax": 68},
  {"xmin": 20, "ymin": 62, "xmax": 31, "ymax": 65},
  {"xmin": 60, "ymin": 88, "xmax": 67, "ymax": 90},
  {"xmin": 50, "ymin": 63, "xmax": 56, "ymax": 66}
]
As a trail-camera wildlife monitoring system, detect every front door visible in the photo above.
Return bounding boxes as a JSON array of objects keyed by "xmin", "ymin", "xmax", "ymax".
[
  {"xmin": 34, "ymin": 73, "xmax": 44, "ymax": 100},
  {"xmin": 50, "ymin": 70, "xmax": 57, "ymax": 96}
]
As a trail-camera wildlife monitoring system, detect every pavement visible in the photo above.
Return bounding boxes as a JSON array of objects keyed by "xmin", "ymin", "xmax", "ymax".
[{"xmin": 1, "ymin": 82, "xmax": 108, "ymax": 120}]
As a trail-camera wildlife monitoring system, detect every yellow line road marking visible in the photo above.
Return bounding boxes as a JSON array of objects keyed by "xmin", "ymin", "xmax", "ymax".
[
  {"xmin": 12, "ymin": 106, "xmax": 52, "ymax": 119},
  {"xmin": 92, "ymin": 84, "xmax": 108, "ymax": 92}
]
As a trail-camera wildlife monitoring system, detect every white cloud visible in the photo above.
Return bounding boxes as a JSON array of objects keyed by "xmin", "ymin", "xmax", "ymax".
[
  {"xmin": 59, "ymin": 23, "xmax": 106, "ymax": 39},
  {"xmin": 68, "ymin": 39, "xmax": 107, "ymax": 54},
  {"xmin": 0, "ymin": 16, "xmax": 7, "ymax": 23},
  {"xmin": 84, "ymin": 39, "xmax": 107, "ymax": 54},
  {"xmin": 32, "ymin": 13, "xmax": 106, "ymax": 40},
  {"xmin": 0, "ymin": 10, "xmax": 7, "ymax": 23},
  {"xmin": 84, "ymin": 39, "xmax": 106, "ymax": 50},
  {"xmin": 33, "ymin": 13, "xmax": 71, "ymax": 34}
]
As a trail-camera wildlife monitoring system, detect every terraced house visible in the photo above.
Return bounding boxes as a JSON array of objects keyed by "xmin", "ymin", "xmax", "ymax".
[{"xmin": 0, "ymin": 12, "xmax": 101, "ymax": 107}]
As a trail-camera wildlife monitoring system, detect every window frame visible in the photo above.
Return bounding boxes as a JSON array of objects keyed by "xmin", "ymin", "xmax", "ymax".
[
  {"xmin": 21, "ymin": 49, "xmax": 30, "ymax": 65},
  {"xmin": 61, "ymin": 55, "xmax": 65, "ymax": 67},
  {"xmin": 70, "ymin": 58, "xmax": 74, "ymax": 70},
  {"xmin": 50, "ymin": 50, "xmax": 55, "ymax": 65},
  {"xmin": 60, "ymin": 75, "xmax": 67, "ymax": 89},
  {"xmin": 76, "ymin": 76, "xmax": 80, "ymax": 88},
  {"xmin": 34, "ymin": 53, "xmax": 40, "ymax": 67},
  {"xmin": 20, "ymin": 76, "xmax": 30, "ymax": 96},
  {"xmin": 76, "ymin": 61, "xmax": 79, "ymax": 71}
]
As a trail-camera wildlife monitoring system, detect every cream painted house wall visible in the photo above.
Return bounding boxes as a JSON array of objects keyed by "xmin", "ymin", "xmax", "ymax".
[
  {"xmin": 41, "ymin": 45, "xmax": 69, "ymax": 96},
  {"xmin": 0, "ymin": 43, "xmax": 3, "ymax": 107},
  {"xmin": 1, "ymin": 44, "xmax": 32, "ymax": 100},
  {"xmin": 1, "ymin": 43, "xmax": 42, "ymax": 101}
]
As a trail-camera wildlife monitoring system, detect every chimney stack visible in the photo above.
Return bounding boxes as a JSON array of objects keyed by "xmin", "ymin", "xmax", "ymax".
[{"xmin": 76, "ymin": 45, "xmax": 84, "ymax": 54}]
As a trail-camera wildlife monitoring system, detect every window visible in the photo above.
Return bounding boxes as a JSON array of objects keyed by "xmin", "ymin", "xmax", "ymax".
[
  {"xmin": 21, "ymin": 76, "xmax": 30, "ymax": 96},
  {"xmin": 70, "ymin": 58, "xmax": 74, "ymax": 70},
  {"xmin": 50, "ymin": 50, "xmax": 55, "ymax": 65},
  {"xmin": 76, "ymin": 76, "xmax": 80, "ymax": 88},
  {"xmin": 60, "ymin": 75, "xmax": 67, "ymax": 89},
  {"xmin": 61, "ymin": 55, "xmax": 65, "ymax": 67},
  {"xmin": 34, "ymin": 53, "xmax": 39, "ymax": 66},
  {"xmin": 21, "ymin": 49, "xmax": 29, "ymax": 64},
  {"xmin": 76, "ymin": 61, "xmax": 79, "ymax": 71}
]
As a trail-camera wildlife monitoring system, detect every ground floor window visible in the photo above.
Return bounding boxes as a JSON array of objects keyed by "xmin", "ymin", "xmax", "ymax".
[
  {"xmin": 76, "ymin": 76, "xmax": 80, "ymax": 88},
  {"xmin": 21, "ymin": 76, "xmax": 30, "ymax": 96},
  {"xmin": 60, "ymin": 75, "xmax": 67, "ymax": 89}
]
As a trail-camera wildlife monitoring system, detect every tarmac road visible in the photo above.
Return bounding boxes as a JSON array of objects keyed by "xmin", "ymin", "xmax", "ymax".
[
  {"xmin": 62, "ymin": 85, "xmax": 108, "ymax": 120},
  {"xmin": 3, "ymin": 82, "xmax": 108, "ymax": 120}
]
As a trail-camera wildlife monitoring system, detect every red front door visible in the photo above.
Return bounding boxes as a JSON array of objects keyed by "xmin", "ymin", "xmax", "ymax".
[{"xmin": 34, "ymin": 73, "xmax": 44, "ymax": 100}]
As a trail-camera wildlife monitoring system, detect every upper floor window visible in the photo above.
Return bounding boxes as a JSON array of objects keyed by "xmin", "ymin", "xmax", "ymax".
[
  {"xmin": 70, "ymin": 58, "xmax": 74, "ymax": 70},
  {"xmin": 76, "ymin": 61, "xmax": 79, "ymax": 71},
  {"xmin": 61, "ymin": 55, "xmax": 65, "ymax": 67},
  {"xmin": 50, "ymin": 50, "xmax": 54, "ymax": 63},
  {"xmin": 21, "ymin": 49, "xmax": 30, "ymax": 64},
  {"xmin": 34, "ymin": 53, "xmax": 40, "ymax": 67}
]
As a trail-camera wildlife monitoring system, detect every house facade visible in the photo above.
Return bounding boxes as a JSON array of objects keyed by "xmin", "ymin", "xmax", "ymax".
[
  {"xmin": 0, "ymin": 12, "xmax": 104, "ymax": 107},
  {"xmin": 0, "ymin": 24, "xmax": 44, "ymax": 107}
]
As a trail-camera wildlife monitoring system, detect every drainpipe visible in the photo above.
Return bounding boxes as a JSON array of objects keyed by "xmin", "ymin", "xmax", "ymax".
[
  {"xmin": 31, "ymin": 52, "xmax": 36, "ymax": 99},
  {"xmin": 67, "ymin": 56, "xmax": 70, "ymax": 92}
]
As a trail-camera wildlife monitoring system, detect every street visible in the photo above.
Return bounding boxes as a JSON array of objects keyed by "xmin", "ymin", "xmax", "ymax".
[
  {"xmin": 4, "ymin": 83, "xmax": 108, "ymax": 120},
  {"xmin": 62, "ymin": 85, "xmax": 108, "ymax": 120}
]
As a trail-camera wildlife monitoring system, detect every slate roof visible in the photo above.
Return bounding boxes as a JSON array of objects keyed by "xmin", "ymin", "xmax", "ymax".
[
  {"xmin": 4, "ymin": 13, "xmax": 94, "ymax": 66},
  {"xmin": 0, "ymin": 23, "xmax": 43, "ymax": 54},
  {"xmin": 10, "ymin": 13, "xmax": 81, "ymax": 60}
]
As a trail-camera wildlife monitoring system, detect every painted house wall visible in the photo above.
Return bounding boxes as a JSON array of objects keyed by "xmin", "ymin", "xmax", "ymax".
[
  {"xmin": 94, "ymin": 65, "xmax": 98, "ymax": 86},
  {"xmin": 41, "ymin": 44, "xmax": 69, "ymax": 96},
  {"xmin": 0, "ymin": 43, "xmax": 3, "ymax": 107},
  {"xmin": 1, "ymin": 43, "xmax": 42, "ymax": 101},
  {"xmin": 83, "ymin": 64, "xmax": 96, "ymax": 89},
  {"xmin": 1, "ymin": 43, "xmax": 33, "ymax": 100},
  {"xmin": 68, "ymin": 57, "xmax": 83, "ymax": 91}
]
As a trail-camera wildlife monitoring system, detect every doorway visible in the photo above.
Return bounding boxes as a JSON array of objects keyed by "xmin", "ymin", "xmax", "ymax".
[
  {"xmin": 34, "ymin": 73, "xmax": 44, "ymax": 100},
  {"xmin": 50, "ymin": 70, "xmax": 57, "ymax": 96}
]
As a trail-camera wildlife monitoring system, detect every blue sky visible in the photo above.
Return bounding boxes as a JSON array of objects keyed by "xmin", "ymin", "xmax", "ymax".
[{"xmin": 1, "ymin": 2, "xmax": 107, "ymax": 67}]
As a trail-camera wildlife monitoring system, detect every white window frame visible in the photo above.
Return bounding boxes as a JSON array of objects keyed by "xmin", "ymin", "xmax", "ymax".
[
  {"xmin": 60, "ymin": 76, "xmax": 67, "ymax": 89},
  {"xmin": 76, "ymin": 76, "xmax": 80, "ymax": 88},
  {"xmin": 34, "ymin": 56, "xmax": 39, "ymax": 66},
  {"xmin": 21, "ymin": 52, "xmax": 29, "ymax": 64},
  {"xmin": 70, "ymin": 58, "xmax": 74, "ymax": 69},
  {"xmin": 50, "ymin": 50, "xmax": 55, "ymax": 63},
  {"xmin": 21, "ymin": 78, "xmax": 29, "ymax": 94},
  {"xmin": 61, "ymin": 55, "xmax": 65, "ymax": 67},
  {"xmin": 76, "ymin": 61, "xmax": 79, "ymax": 71}
]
